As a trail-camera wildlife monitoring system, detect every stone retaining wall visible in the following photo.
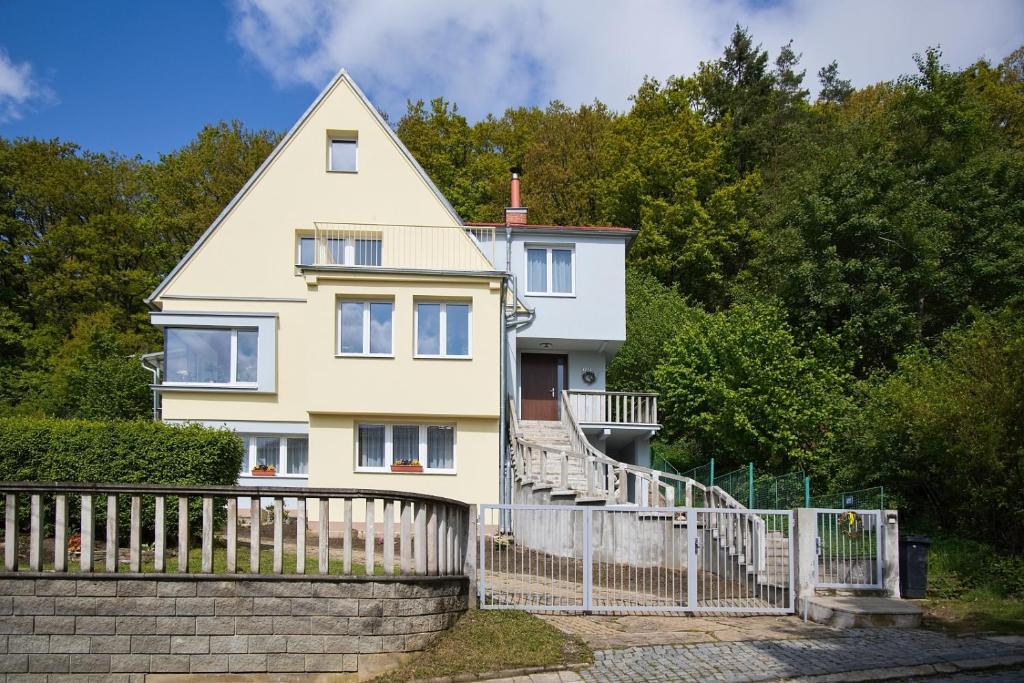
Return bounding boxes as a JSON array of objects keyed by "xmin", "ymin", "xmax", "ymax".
[{"xmin": 0, "ymin": 575, "xmax": 467, "ymax": 679}]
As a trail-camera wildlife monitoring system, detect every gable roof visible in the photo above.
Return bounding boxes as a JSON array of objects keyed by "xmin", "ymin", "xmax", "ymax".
[{"xmin": 145, "ymin": 69, "xmax": 464, "ymax": 307}]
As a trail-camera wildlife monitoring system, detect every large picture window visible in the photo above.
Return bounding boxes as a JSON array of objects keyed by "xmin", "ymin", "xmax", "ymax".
[
  {"xmin": 165, "ymin": 327, "xmax": 258, "ymax": 386},
  {"xmin": 415, "ymin": 302, "xmax": 470, "ymax": 358},
  {"xmin": 338, "ymin": 300, "xmax": 393, "ymax": 356},
  {"xmin": 241, "ymin": 435, "xmax": 308, "ymax": 476},
  {"xmin": 355, "ymin": 423, "xmax": 456, "ymax": 473},
  {"xmin": 525, "ymin": 246, "xmax": 574, "ymax": 295}
]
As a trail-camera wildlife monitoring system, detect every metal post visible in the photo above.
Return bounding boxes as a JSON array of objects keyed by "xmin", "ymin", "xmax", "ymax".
[
  {"xmin": 582, "ymin": 508, "xmax": 592, "ymax": 612},
  {"xmin": 748, "ymin": 463, "xmax": 754, "ymax": 510},
  {"xmin": 709, "ymin": 458, "xmax": 715, "ymax": 486},
  {"xmin": 804, "ymin": 476, "xmax": 811, "ymax": 508}
]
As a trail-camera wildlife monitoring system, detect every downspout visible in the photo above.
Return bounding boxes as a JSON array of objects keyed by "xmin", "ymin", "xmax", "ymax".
[
  {"xmin": 500, "ymin": 224, "xmax": 514, "ymax": 531},
  {"xmin": 140, "ymin": 351, "xmax": 163, "ymax": 421}
]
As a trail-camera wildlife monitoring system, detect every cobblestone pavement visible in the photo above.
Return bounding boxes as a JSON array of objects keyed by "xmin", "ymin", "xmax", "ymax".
[{"xmin": 576, "ymin": 629, "xmax": 1024, "ymax": 683}]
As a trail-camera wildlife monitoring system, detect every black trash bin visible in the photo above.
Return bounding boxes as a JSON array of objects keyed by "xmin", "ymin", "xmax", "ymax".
[{"xmin": 899, "ymin": 535, "xmax": 932, "ymax": 599}]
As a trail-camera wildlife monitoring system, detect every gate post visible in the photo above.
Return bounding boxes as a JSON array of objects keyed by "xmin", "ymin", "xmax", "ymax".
[
  {"xmin": 882, "ymin": 509, "xmax": 901, "ymax": 599},
  {"xmin": 467, "ymin": 504, "xmax": 479, "ymax": 609},
  {"xmin": 582, "ymin": 508, "xmax": 593, "ymax": 612},
  {"xmin": 793, "ymin": 508, "xmax": 818, "ymax": 613}
]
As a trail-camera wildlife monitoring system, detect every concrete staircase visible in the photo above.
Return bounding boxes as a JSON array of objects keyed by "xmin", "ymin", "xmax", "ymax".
[{"xmin": 517, "ymin": 420, "xmax": 588, "ymax": 492}]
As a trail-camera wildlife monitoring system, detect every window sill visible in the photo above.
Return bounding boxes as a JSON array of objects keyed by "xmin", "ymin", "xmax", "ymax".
[
  {"xmin": 156, "ymin": 383, "xmax": 266, "ymax": 393},
  {"xmin": 525, "ymin": 292, "xmax": 576, "ymax": 298},
  {"xmin": 238, "ymin": 474, "xmax": 309, "ymax": 480},
  {"xmin": 326, "ymin": 169, "xmax": 358, "ymax": 174},
  {"xmin": 413, "ymin": 355, "xmax": 472, "ymax": 361},
  {"xmin": 355, "ymin": 468, "xmax": 457, "ymax": 476},
  {"xmin": 335, "ymin": 353, "xmax": 395, "ymax": 359}
]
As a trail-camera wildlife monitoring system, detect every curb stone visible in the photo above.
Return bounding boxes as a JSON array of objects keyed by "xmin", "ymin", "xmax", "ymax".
[
  {"xmin": 782, "ymin": 653, "xmax": 1024, "ymax": 682},
  {"xmin": 409, "ymin": 663, "xmax": 585, "ymax": 682}
]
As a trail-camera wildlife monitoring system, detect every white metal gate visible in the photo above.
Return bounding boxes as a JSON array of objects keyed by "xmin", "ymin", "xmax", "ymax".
[
  {"xmin": 814, "ymin": 509, "xmax": 883, "ymax": 589},
  {"xmin": 478, "ymin": 504, "xmax": 794, "ymax": 614}
]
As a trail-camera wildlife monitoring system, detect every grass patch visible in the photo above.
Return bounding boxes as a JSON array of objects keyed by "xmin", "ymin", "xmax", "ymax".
[
  {"xmin": 920, "ymin": 535, "xmax": 1024, "ymax": 635},
  {"xmin": 374, "ymin": 610, "xmax": 591, "ymax": 682},
  {"xmin": 923, "ymin": 590, "xmax": 1024, "ymax": 635}
]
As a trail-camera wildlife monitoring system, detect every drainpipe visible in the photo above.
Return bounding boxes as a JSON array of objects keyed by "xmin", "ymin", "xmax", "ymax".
[
  {"xmin": 499, "ymin": 274, "xmax": 507, "ymax": 524},
  {"xmin": 499, "ymin": 225, "xmax": 514, "ymax": 532},
  {"xmin": 140, "ymin": 351, "xmax": 163, "ymax": 421}
]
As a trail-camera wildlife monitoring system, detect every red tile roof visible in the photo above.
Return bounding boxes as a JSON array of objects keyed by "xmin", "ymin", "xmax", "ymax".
[{"xmin": 467, "ymin": 221, "xmax": 634, "ymax": 233}]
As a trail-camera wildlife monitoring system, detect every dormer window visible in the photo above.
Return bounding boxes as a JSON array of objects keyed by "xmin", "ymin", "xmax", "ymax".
[{"xmin": 328, "ymin": 135, "xmax": 357, "ymax": 172}]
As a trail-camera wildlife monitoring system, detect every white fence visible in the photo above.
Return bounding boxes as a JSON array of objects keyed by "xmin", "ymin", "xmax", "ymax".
[
  {"xmin": 814, "ymin": 509, "xmax": 884, "ymax": 589},
  {"xmin": 564, "ymin": 390, "xmax": 658, "ymax": 426},
  {"xmin": 478, "ymin": 504, "xmax": 793, "ymax": 615}
]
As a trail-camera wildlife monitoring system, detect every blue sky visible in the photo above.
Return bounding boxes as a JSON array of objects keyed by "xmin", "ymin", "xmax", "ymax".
[{"xmin": 1, "ymin": 1, "xmax": 1022, "ymax": 161}]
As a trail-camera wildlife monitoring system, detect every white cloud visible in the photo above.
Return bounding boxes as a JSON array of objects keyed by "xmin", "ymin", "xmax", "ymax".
[
  {"xmin": 0, "ymin": 49, "xmax": 52, "ymax": 123},
  {"xmin": 230, "ymin": 0, "xmax": 1024, "ymax": 120}
]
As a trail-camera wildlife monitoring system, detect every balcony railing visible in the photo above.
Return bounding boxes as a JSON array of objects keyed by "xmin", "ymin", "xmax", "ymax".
[
  {"xmin": 565, "ymin": 390, "xmax": 658, "ymax": 426},
  {"xmin": 309, "ymin": 222, "xmax": 497, "ymax": 272}
]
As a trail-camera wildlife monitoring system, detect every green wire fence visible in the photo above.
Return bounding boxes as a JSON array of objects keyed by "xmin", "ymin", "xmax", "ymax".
[
  {"xmin": 809, "ymin": 486, "xmax": 886, "ymax": 510},
  {"xmin": 647, "ymin": 452, "xmax": 883, "ymax": 511}
]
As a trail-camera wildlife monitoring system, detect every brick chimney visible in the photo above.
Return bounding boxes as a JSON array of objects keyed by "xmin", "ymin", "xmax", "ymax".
[{"xmin": 504, "ymin": 169, "xmax": 527, "ymax": 225}]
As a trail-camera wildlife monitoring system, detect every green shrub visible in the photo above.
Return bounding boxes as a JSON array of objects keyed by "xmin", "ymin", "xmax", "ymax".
[
  {"xmin": 0, "ymin": 418, "xmax": 243, "ymax": 485},
  {"xmin": 928, "ymin": 536, "xmax": 1024, "ymax": 600},
  {"xmin": 0, "ymin": 418, "xmax": 244, "ymax": 544}
]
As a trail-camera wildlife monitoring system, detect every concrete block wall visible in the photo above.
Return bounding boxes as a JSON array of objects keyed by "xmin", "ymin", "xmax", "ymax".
[{"xmin": 0, "ymin": 576, "xmax": 467, "ymax": 680}]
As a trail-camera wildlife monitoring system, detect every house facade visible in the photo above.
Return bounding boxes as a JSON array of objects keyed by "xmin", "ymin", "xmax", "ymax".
[{"xmin": 145, "ymin": 71, "xmax": 660, "ymax": 508}]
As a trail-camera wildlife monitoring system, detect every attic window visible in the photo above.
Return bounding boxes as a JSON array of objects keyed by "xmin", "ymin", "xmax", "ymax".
[{"xmin": 329, "ymin": 137, "xmax": 357, "ymax": 172}]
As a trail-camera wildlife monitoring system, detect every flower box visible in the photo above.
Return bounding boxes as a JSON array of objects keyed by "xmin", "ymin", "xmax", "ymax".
[
  {"xmin": 250, "ymin": 467, "xmax": 276, "ymax": 477},
  {"xmin": 390, "ymin": 464, "xmax": 423, "ymax": 473}
]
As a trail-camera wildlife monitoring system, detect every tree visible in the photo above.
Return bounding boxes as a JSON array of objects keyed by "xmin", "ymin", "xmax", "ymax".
[
  {"xmin": 654, "ymin": 301, "xmax": 851, "ymax": 474},
  {"xmin": 608, "ymin": 269, "xmax": 693, "ymax": 392},
  {"xmin": 41, "ymin": 312, "xmax": 152, "ymax": 420},
  {"xmin": 817, "ymin": 61, "xmax": 854, "ymax": 105},
  {"xmin": 838, "ymin": 311, "xmax": 1024, "ymax": 551},
  {"xmin": 601, "ymin": 77, "xmax": 761, "ymax": 307}
]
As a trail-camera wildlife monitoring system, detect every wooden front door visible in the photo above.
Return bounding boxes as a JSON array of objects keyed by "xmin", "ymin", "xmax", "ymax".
[{"xmin": 521, "ymin": 354, "xmax": 567, "ymax": 421}]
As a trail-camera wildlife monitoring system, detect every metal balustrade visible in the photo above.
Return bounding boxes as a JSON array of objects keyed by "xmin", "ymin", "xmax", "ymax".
[
  {"xmin": 309, "ymin": 222, "xmax": 497, "ymax": 272},
  {"xmin": 0, "ymin": 482, "xmax": 469, "ymax": 577}
]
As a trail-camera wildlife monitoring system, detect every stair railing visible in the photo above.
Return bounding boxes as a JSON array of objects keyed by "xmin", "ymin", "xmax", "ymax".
[
  {"xmin": 510, "ymin": 396, "xmax": 768, "ymax": 579},
  {"xmin": 558, "ymin": 391, "xmax": 699, "ymax": 507}
]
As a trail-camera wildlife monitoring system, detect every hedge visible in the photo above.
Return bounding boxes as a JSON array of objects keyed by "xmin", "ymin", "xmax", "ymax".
[
  {"xmin": 0, "ymin": 418, "xmax": 244, "ymax": 485},
  {"xmin": 0, "ymin": 418, "xmax": 245, "ymax": 548}
]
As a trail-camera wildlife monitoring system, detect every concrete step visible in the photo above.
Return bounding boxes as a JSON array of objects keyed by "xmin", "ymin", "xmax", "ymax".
[{"xmin": 804, "ymin": 595, "xmax": 922, "ymax": 628}]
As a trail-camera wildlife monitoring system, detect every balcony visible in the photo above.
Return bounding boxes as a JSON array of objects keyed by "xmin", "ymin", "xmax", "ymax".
[
  {"xmin": 565, "ymin": 390, "xmax": 658, "ymax": 427},
  {"xmin": 304, "ymin": 222, "xmax": 498, "ymax": 273}
]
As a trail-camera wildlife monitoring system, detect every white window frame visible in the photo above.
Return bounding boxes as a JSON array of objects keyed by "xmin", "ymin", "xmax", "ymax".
[
  {"xmin": 163, "ymin": 327, "xmax": 258, "ymax": 388},
  {"xmin": 298, "ymin": 235, "xmax": 382, "ymax": 267},
  {"xmin": 336, "ymin": 300, "xmax": 394, "ymax": 357},
  {"xmin": 414, "ymin": 301, "xmax": 472, "ymax": 359},
  {"xmin": 354, "ymin": 423, "xmax": 457, "ymax": 474},
  {"xmin": 296, "ymin": 236, "xmax": 315, "ymax": 265},
  {"xmin": 241, "ymin": 434, "xmax": 309, "ymax": 478},
  {"xmin": 524, "ymin": 244, "xmax": 576, "ymax": 297},
  {"xmin": 327, "ymin": 137, "xmax": 358, "ymax": 173}
]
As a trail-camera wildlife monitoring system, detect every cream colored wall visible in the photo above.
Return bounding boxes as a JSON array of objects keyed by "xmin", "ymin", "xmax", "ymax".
[
  {"xmin": 159, "ymin": 272, "xmax": 502, "ymax": 422},
  {"xmin": 157, "ymin": 75, "xmax": 484, "ymax": 301},
  {"xmin": 154, "ymin": 74, "xmax": 504, "ymax": 507},
  {"xmin": 309, "ymin": 414, "xmax": 499, "ymax": 507}
]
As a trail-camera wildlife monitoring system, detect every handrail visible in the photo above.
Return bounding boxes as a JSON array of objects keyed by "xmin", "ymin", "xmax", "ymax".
[
  {"xmin": 564, "ymin": 389, "xmax": 658, "ymax": 425},
  {"xmin": 0, "ymin": 482, "xmax": 469, "ymax": 578}
]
